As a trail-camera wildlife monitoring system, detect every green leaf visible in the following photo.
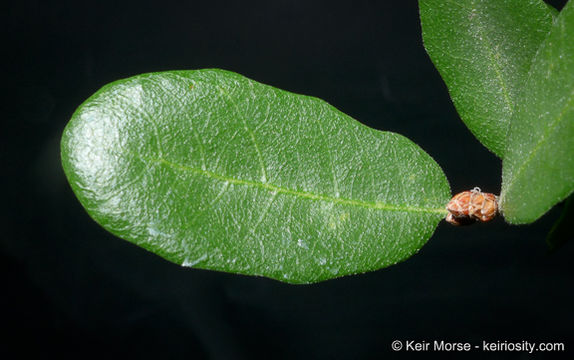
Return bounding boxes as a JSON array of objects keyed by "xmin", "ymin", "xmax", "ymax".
[
  {"xmin": 419, "ymin": 0, "xmax": 555, "ymax": 157},
  {"xmin": 501, "ymin": 1, "xmax": 574, "ymax": 224},
  {"xmin": 61, "ymin": 69, "xmax": 450, "ymax": 284}
]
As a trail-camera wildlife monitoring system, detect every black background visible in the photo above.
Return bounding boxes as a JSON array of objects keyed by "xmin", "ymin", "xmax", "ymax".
[{"xmin": 3, "ymin": 0, "xmax": 573, "ymax": 359}]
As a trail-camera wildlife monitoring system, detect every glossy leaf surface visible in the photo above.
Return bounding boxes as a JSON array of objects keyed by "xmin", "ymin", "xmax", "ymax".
[
  {"xmin": 501, "ymin": 1, "xmax": 574, "ymax": 224},
  {"xmin": 420, "ymin": 0, "xmax": 555, "ymax": 157},
  {"xmin": 61, "ymin": 69, "xmax": 450, "ymax": 283}
]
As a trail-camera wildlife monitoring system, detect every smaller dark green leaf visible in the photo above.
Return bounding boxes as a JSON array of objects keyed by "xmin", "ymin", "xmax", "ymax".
[
  {"xmin": 501, "ymin": 1, "xmax": 574, "ymax": 224},
  {"xmin": 419, "ymin": 0, "xmax": 555, "ymax": 157}
]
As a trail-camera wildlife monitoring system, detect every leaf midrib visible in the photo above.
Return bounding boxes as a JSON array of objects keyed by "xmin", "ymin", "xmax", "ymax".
[
  {"xmin": 463, "ymin": 0, "xmax": 514, "ymax": 114},
  {"xmin": 151, "ymin": 157, "xmax": 447, "ymax": 215}
]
